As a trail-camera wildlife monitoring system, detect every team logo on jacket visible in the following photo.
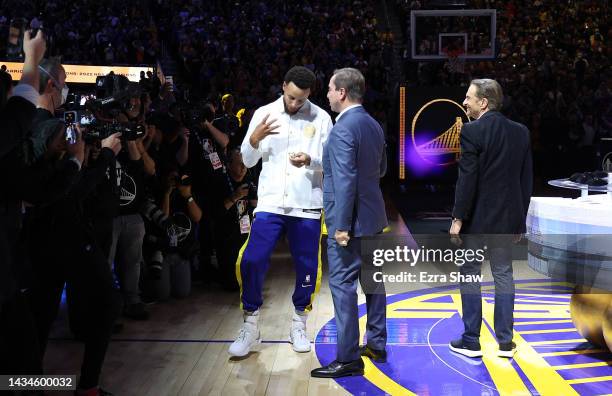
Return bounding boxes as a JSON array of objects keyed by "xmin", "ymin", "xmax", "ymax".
[
  {"xmin": 314, "ymin": 280, "xmax": 604, "ymax": 395},
  {"xmin": 303, "ymin": 124, "xmax": 316, "ymax": 138}
]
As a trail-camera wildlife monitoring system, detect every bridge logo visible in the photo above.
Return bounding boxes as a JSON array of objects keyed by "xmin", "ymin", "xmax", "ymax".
[{"xmin": 411, "ymin": 98, "xmax": 470, "ymax": 166}]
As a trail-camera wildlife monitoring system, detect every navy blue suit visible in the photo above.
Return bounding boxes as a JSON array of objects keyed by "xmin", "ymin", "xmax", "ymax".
[{"xmin": 323, "ymin": 106, "xmax": 388, "ymax": 362}]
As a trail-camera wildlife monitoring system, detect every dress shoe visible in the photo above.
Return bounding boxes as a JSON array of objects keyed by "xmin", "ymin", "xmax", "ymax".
[
  {"xmin": 311, "ymin": 359, "xmax": 364, "ymax": 378},
  {"xmin": 359, "ymin": 345, "xmax": 387, "ymax": 363}
]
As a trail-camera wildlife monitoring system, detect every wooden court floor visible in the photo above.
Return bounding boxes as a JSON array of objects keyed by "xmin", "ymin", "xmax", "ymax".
[
  {"xmin": 45, "ymin": 245, "xmax": 356, "ymax": 396},
  {"xmin": 43, "ymin": 206, "xmax": 551, "ymax": 396},
  {"xmin": 44, "ymin": 198, "xmax": 409, "ymax": 395}
]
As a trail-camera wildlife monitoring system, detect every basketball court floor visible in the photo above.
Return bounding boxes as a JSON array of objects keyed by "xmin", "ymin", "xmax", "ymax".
[{"xmin": 44, "ymin": 205, "xmax": 612, "ymax": 395}]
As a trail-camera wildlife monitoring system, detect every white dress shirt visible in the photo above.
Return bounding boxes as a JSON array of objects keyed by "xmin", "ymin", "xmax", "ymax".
[
  {"xmin": 241, "ymin": 96, "xmax": 332, "ymax": 219},
  {"xmin": 335, "ymin": 104, "xmax": 363, "ymax": 122}
]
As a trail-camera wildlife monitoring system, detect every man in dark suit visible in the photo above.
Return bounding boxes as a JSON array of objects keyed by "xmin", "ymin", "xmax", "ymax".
[
  {"xmin": 311, "ymin": 68, "xmax": 388, "ymax": 378},
  {"xmin": 449, "ymin": 79, "xmax": 532, "ymax": 358},
  {"xmin": 0, "ymin": 29, "xmax": 47, "ymax": 378}
]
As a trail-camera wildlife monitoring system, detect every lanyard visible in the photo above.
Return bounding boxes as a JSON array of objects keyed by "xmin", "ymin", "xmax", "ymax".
[
  {"xmin": 193, "ymin": 128, "xmax": 212, "ymax": 159},
  {"xmin": 223, "ymin": 167, "xmax": 253, "ymax": 222}
]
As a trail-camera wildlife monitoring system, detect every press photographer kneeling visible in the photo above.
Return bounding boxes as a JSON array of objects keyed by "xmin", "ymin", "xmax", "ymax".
[{"xmin": 142, "ymin": 169, "xmax": 202, "ymax": 300}]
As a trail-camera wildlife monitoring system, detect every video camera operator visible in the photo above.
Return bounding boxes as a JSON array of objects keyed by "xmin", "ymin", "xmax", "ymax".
[
  {"xmin": 97, "ymin": 106, "xmax": 151, "ymax": 320},
  {"xmin": 78, "ymin": 75, "xmax": 154, "ymax": 317},
  {"xmin": 121, "ymin": 85, "xmax": 146, "ymax": 123}
]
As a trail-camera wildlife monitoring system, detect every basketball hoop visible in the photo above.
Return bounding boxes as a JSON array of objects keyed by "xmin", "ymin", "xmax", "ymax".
[{"xmin": 444, "ymin": 49, "xmax": 465, "ymax": 74}]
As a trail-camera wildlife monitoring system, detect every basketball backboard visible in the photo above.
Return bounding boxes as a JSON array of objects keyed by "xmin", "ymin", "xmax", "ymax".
[{"xmin": 410, "ymin": 9, "xmax": 497, "ymax": 60}]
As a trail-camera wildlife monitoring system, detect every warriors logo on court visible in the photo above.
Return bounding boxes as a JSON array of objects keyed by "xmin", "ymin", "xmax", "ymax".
[{"xmin": 314, "ymin": 280, "xmax": 612, "ymax": 395}]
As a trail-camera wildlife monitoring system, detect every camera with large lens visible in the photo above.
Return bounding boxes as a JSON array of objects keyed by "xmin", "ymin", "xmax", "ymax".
[
  {"xmin": 82, "ymin": 119, "xmax": 145, "ymax": 143},
  {"xmin": 180, "ymin": 102, "xmax": 215, "ymax": 129},
  {"xmin": 81, "ymin": 72, "xmax": 146, "ymax": 143}
]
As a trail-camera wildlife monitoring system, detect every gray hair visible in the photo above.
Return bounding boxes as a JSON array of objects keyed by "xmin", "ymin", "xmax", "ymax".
[
  {"xmin": 332, "ymin": 68, "xmax": 365, "ymax": 103},
  {"xmin": 38, "ymin": 57, "xmax": 63, "ymax": 94},
  {"xmin": 470, "ymin": 79, "xmax": 503, "ymax": 111}
]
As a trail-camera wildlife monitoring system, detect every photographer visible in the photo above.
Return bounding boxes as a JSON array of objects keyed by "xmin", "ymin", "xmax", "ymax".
[
  {"xmin": 0, "ymin": 29, "xmax": 46, "ymax": 378},
  {"xmin": 212, "ymin": 93, "xmax": 241, "ymax": 150},
  {"xmin": 25, "ymin": 128, "xmax": 122, "ymax": 396},
  {"xmin": 121, "ymin": 86, "xmax": 146, "ymax": 124},
  {"xmin": 5, "ymin": 55, "xmax": 86, "ymax": 381},
  {"xmin": 150, "ymin": 114, "xmax": 185, "ymax": 171},
  {"xmin": 8, "ymin": 48, "xmax": 127, "ymax": 396},
  {"xmin": 83, "ymin": 136, "xmax": 119, "ymax": 263},
  {"xmin": 183, "ymin": 102, "xmax": 230, "ymax": 284},
  {"xmin": 107, "ymin": 127, "xmax": 150, "ymax": 319},
  {"xmin": 138, "ymin": 121, "xmax": 157, "ymax": 177},
  {"xmin": 150, "ymin": 75, "xmax": 175, "ymax": 114},
  {"xmin": 144, "ymin": 169, "xmax": 202, "ymax": 300},
  {"xmin": 187, "ymin": 102, "xmax": 232, "ymax": 181},
  {"xmin": 14, "ymin": 56, "xmax": 84, "ymax": 206},
  {"xmin": 200, "ymin": 101, "xmax": 230, "ymax": 150},
  {"xmin": 115, "ymin": 97, "xmax": 156, "ymax": 177},
  {"xmin": 83, "ymin": 73, "xmax": 153, "ymax": 320},
  {"xmin": 211, "ymin": 147, "xmax": 257, "ymax": 291}
]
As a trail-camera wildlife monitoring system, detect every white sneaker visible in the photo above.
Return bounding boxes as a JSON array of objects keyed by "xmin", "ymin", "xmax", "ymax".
[
  {"xmin": 228, "ymin": 311, "xmax": 261, "ymax": 357},
  {"xmin": 289, "ymin": 311, "xmax": 311, "ymax": 353}
]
